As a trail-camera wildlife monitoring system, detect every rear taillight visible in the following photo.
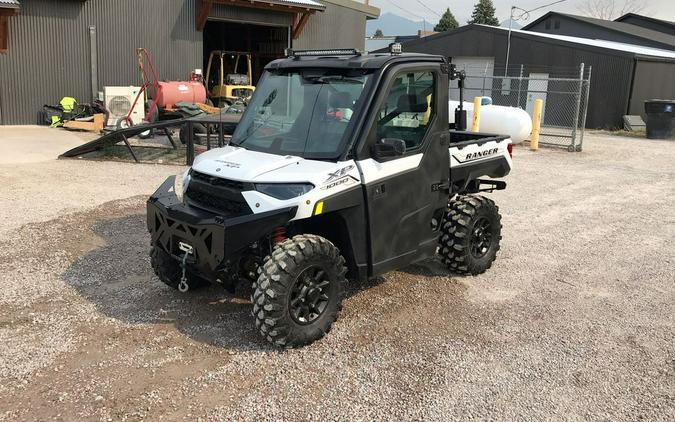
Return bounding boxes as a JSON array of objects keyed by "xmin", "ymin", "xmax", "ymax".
[{"xmin": 507, "ymin": 143, "xmax": 513, "ymax": 158}]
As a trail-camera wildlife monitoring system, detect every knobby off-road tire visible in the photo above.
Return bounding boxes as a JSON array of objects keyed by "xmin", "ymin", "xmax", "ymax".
[
  {"xmin": 252, "ymin": 234, "xmax": 347, "ymax": 348},
  {"xmin": 150, "ymin": 246, "xmax": 209, "ymax": 291},
  {"xmin": 439, "ymin": 195, "xmax": 502, "ymax": 275}
]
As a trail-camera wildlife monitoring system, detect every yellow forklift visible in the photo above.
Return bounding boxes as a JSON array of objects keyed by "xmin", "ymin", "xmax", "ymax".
[{"xmin": 204, "ymin": 51, "xmax": 256, "ymax": 107}]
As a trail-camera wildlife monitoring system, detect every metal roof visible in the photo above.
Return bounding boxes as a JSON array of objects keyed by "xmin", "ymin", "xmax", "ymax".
[
  {"xmin": 262, "ymin": 0, "xmax": 325, "ymax": 11},
  {"xmin": 0, "ymin": 0, "xmax": 20, "ymax": 9},
  {"xmin": 522, "ymin": 12, "xmax": 675, "ymax": 50},
  {"xmin": 487, "ymin": 24, "xmax": 675, "ymax": 60},
  {"xmin": 615, "ymin": 13, "xmax": 675, "ymax": 26}
]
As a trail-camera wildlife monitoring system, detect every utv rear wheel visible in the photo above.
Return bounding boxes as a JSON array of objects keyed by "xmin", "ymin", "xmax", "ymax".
[
  {"xmin": 252, "ymin": 234, "xmax": 347, "ymax": 348},
  {"xmin": 150, "ymin": 247, "xmax": 208, "ymax": 291},
  {"xmin": 439, "ymin": 195, "xmax": 502, "ymax": 275}
]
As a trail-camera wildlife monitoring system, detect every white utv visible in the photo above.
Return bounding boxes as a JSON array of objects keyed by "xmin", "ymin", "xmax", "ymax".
[{"xmin": 147, "ymin": 47, "xmax": 513, "ymax": 347}]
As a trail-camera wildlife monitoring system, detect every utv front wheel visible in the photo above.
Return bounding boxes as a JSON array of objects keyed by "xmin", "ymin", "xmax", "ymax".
[
  {"xmin": 439, "ymin": 195, "xmax": 502, "ymax": 275},
  {"xmin": 252, "ymin": 234, "xmax": 347, "ymax": 348},
  {"xmin": 150, "ymin": 247, "xmax": 209, "ymax": 291}
]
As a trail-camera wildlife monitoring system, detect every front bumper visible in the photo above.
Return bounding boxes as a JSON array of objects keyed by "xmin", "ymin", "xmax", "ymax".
[{"xmin": 147, "ymin": 176, "xmax": 296, "ymax": 279}]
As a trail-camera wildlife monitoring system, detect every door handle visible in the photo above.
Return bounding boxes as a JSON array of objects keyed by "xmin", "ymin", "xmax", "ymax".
[
  {"xmin": 431, "ymin": 181, "xmax": 450, "ymax": 192},
  {"xmin": 373, "ymin": 183, "xmax": 386, "ymax": 197}
]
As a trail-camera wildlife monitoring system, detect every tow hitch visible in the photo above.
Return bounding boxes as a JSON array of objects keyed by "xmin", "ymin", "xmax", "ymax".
[{"xmin": 178, "ymin": 242, "xmax": 194, "ymax": 293}]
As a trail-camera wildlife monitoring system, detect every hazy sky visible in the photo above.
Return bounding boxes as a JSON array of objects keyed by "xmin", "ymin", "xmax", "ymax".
[{"xmin": 368, "ymin": 0, "xmax": 675, "ymax": 25}]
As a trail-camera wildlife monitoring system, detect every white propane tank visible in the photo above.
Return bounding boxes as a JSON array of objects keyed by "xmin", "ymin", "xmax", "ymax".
[{"xmin": 449, "ymin": 99, "xmax": 532, "ymax": 144}]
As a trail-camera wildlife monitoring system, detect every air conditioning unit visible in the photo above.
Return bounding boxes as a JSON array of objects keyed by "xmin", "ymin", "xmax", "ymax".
[{"xmin": 104, "ymin": 86, "xmax": 144, "ymax": 126}]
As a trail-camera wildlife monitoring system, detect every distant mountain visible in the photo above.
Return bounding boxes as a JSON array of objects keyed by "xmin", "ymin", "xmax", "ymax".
[
  {"xmin": 367, "ymin": 12, "xmax": 436, "ymax": 37},
  {"xmin": 500, "ymin": 19, "xmax": 522, "ymax": 29}
]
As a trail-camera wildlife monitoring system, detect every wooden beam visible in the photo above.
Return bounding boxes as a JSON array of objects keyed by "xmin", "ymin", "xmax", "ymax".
[
  {"xmin": 292, "ymin": 12, "xmax": 310, "ymax": 40},
  {"xmin": 195, "ymin": 0, "xmax": 212, "ymax": 31},
  {"xmin": 0, "ymin": 9, "xmax": 19, "ymax": 17},
  {"xmin": 0, "ymin": 16, "xmax": 8, "ymax": 54},
  {"xmin": 212, "ymin": 0, "xmax": 318, "ymax": 16}
]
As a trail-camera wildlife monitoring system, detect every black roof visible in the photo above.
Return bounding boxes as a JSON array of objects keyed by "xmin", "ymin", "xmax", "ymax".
[
  {"xmin": 615, "ymin": 13, "xmax": 675, "ymax": 26},
  {"xmin": 396, "ymin": 24, "xmax": 675, "ymax": 61},
  {"xmin": 614, "ymin": 13, "xmax": 675, "ymax": 36},
  {"xmin": 522, "ymin": 12, "xmax": 675, "ymax": 49},
  {"xmin": 266, "ymin": 52, "xmax": 444, "ymax": 71}
]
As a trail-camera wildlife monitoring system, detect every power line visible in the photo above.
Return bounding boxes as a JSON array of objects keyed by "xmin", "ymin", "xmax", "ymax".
[
  {"xmin": 512, "ymin": 0, "xmax": 567, "ymax": 21},
  {"xmin": 380, "ymin": 0, "xmax": 427, "ymax": 21},
  {"xmin": 415, "ymin": 0, "xmax": 442, "ymax": 18}
]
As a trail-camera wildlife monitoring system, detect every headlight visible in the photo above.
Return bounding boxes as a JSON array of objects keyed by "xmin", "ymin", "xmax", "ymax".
[
  {"xmin": 174, "ymin": 169, "xmax": 189, "ymax": 202},
  {"xmin": 255, "ymin": 183, "xmax": 314, "ymax": 200}
]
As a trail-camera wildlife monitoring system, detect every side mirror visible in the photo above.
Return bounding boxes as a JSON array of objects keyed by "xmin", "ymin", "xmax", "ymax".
[{"xmin": 371, "ymin": 138, "xmax": 406, "ymax": 160}]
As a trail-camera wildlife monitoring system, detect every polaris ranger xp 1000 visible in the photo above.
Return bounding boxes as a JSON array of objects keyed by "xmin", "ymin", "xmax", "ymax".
[{"xmin": 147, "ymin": 46, "xmax": 513, "ymax": 347}]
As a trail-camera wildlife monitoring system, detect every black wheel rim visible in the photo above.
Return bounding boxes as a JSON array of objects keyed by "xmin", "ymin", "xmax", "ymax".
[
  {"xmin": 470, "ymin": 217, "xmax": 493, "ymax": 259},
  {"xmin": 289, "ymin": 266, "xmax": 331, "ymax": 325}
]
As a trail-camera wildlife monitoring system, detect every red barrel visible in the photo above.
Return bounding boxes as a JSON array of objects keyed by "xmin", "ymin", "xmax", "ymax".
[{"xmin": 154, "ymin": 81, "xmax": 207, "ymax": 108}]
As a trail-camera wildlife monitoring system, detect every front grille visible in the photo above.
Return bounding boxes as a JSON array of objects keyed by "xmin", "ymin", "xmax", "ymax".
[
  {"xmin": 186, "ymin": 172, "xmax": 253, "ymax": 217},
  {"xmin": 185, "ymin": 188, "xmax": 251, "ymax": 216},
  {"xmin": 191, "ymin": 171, "xmax": 245, "ymax": 190}
]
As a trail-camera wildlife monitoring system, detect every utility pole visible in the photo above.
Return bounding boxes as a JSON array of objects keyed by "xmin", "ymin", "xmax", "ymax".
[
  {"xmin": 504, "ymin": 6, "xmax": 515, "ymax": 77},
  {"xmin": 504, "ymin": 0, "xmax": 567, "ymax": 77}
]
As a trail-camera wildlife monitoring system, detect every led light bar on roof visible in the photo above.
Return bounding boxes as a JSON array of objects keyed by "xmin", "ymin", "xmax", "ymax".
[{"xmin": 285, "ymin": 48, "xmax": 361, "ymax": 57}]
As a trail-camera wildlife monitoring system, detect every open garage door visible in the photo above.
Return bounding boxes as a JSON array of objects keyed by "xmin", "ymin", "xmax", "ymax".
[{"xmin": 203, "ymin": 21, "xmax": 288, "ymax": 86}]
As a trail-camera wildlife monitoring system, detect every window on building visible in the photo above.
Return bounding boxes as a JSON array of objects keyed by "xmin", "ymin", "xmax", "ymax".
[
  {"xmin": 545, "ymin": 20, "xmax": 551, "ymax": 30},
  {"xmin": 554, "ymin": 20, "xmax": 560, "ymax": 29}
]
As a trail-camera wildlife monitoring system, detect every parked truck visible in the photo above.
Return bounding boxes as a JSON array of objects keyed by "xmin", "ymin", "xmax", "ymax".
[{"xmin": 147, "ymin": 46, "xmax": 513, "ymax": 347}]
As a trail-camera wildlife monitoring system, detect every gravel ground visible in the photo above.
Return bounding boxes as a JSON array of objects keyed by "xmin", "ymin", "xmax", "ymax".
[{"xmin": 0, "ymin": 133, "xmax": 673, "ymax": 421}]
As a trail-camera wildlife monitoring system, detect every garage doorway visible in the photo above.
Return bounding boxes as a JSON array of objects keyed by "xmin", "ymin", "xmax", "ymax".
[{"xmin": 203, "ymin": 20, "xmax": 288, "ymax": 87}]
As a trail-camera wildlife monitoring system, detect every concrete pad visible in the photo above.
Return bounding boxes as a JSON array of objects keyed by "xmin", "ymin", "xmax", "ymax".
[{"xmin": 0, "ymin": 125, "xmax": 95, "ymax": 164}]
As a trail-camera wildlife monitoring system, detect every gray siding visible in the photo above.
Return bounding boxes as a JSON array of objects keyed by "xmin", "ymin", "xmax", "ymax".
[
  {"xmin": 295, "ymin": 1, "xmax": 366, "ymax": 50},
  {"xmin": 629, "ymin": 59, "xmax": 675, "ymax": 116},
  {"xmin": 0, "ymin": 0, "xmax": 374, "ymax": 124},
  {"xmin": 402, "ymin": 26, "xmax": 636, "ymax": 129},
  {"xmin": 0, "ymin": 0, "xmax": 202, "ymax": 125}
]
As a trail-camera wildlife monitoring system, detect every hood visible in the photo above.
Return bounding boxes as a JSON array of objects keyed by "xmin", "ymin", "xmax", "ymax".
[{"xmin": 191, "ymin": 146, "xmax": 336, "ymax": 183}]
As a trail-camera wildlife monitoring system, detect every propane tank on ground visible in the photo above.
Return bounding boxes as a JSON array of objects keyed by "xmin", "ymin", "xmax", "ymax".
[
  {"xmin": 152, "ymin": 81, "xmax": 207, "ymax": 109},
  {"xmin": 450, "ymin": 98, "xmax": 532, "ymax": 144}
]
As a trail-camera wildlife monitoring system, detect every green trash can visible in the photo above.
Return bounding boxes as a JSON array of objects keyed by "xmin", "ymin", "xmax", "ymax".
[{"xmin": 644, "ymin": 99, "xmax": 675, "ymax": 140}]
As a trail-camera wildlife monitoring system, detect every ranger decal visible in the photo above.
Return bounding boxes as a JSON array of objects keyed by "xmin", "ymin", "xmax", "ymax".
[{"xmin": 453, "ymin": 148, "xmax": 499, "ymax": 163}]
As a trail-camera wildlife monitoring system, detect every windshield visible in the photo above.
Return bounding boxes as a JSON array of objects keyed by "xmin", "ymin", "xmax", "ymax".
[{"xmin": 230, "ymin": 69, "xmax": 372, "ymax": 160}]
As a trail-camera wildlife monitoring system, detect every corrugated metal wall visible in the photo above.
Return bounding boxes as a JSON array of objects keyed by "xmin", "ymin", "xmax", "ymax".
[
  {"xmin": 295, "ymin": 1, "xmax": 366, "ymax": 50},
  {"xmin": 629, "ymin": 59, "xmax": 675, "ymax": 117},
  {"xmin": 0, "ymin": 0, "xmax": 202, "ymax": 125},
  {"xmin": 0, "ymin": 0, "xmax": 373, "ymax": 125},
  {"xmin": 402, "ymin": 27, "xmax": 637, "ymax": 129}
]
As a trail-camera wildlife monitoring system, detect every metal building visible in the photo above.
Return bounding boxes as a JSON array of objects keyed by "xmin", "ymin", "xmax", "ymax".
[
  {"xmin": 614, "ymin": 13, "xmax": 675, "ymax": 36},
  {"xmin": 523, "ymin": 12, "xmax": 675, "ymax": 51},
  {"xmin": 0, "ymin": 0, "xmax": 379, "ymax": 125},
  {"xmin": 398, "ymin": 24, "xmax": 675, "ymax": 129}
]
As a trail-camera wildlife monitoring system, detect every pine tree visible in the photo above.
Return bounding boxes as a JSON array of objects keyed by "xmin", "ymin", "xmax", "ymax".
[
  {"xmin": 374, "ymin": 29, "xmax": 384, "ymax": 37},
  {"xmin": 468, "ymin": 0, "xmax": 500, "ymax": 26},
  {"xmin": 434, "ymin": 8, "xmax": 459, "ymax": 32}
]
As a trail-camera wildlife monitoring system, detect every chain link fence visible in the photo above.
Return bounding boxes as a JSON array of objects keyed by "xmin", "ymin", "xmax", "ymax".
[{"xmin": 450, "ymin": 63, "xmax": 592, "ymax": 151}]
